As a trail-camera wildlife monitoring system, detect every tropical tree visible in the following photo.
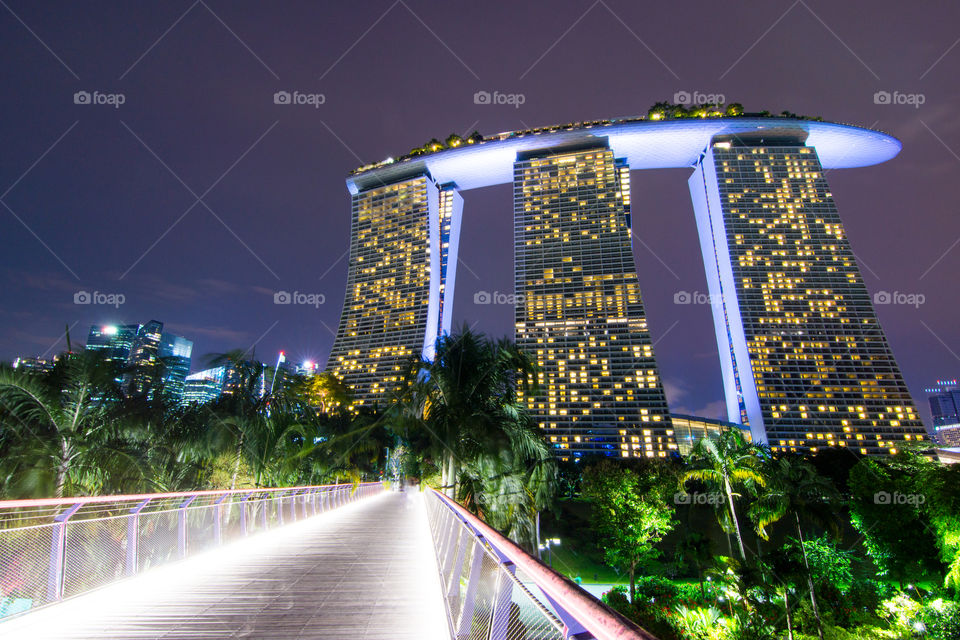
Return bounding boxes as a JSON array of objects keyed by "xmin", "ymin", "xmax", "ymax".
[
  {"xmin": 681, "ymin": 430, "xmax": 765, "ymax": 561},
  {"xmin": 677, "ymin": 531, "xmax": 713, "ymax": 598},
  {"xmin": 0, "ymin": 352, "xmax": 131, "ymax": 497},
  {"xmin": 848, "ymin": 456, "xmax": 941, "ymax": 587},
  {"xmin": 582, "ymin": 459, "xmax": 677, "ymax": 602},
  {"xmin": 394, "ymin": 326, "xmax": 542, "ymax": 498},
  {"xmin": 748, "ymin": 455, "xmax": 840, "ymax": 640}
]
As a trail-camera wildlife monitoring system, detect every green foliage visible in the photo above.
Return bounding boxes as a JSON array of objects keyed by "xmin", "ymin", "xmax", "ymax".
[
  {"xmin": 582, "ymin": 459, "xmax": 677, "ymax": 600},
  {"xmin": 848, "ymin": 456, "xmax": 943, "ymax": 583},
  {"xmin": 390, "ymin": 326, "xmax": 556, "ymax": 548},
  {"xmin": 918, "ymin": 598, "xmax": 960, "ymax": 640},
  {"xmin": 682, "ymin": 429, "xmax": 764, "ymax": 561}
]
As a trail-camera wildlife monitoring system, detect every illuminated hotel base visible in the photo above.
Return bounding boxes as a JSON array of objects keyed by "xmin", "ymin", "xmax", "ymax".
[{"xmin": 690, "ymin": 136, "xmax": 926, "ymax": 455}]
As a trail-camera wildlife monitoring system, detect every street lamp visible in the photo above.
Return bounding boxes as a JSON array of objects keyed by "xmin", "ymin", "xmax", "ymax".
[{"xmin": 538, "ymin": 538, "xmax": 561, "ymax": 567}]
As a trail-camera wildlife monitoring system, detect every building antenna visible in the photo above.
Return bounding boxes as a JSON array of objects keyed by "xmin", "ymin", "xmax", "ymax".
[{"xmin": 65, "ymin": 323, "xmax": 73, "ymax": 354}]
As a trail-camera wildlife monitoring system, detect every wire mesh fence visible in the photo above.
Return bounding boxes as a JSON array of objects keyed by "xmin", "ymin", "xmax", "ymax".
[
  {"xmin": 0, "ymin": 482, "xmax": 383, "ymax": 620},
  {"xmin": 425, "ymin": 491, "xmax": 566, "ymax": 640}
]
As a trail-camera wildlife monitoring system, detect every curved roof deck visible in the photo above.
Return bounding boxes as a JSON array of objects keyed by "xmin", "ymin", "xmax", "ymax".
[{"xmin": 346, "ymin": 117, "xmax": 901, "ymax": 194}]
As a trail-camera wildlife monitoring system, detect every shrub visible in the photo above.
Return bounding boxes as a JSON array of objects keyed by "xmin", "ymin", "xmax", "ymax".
[{"xmin": 919, "ymin": 598, "xmax": 960, "ymax": 640}]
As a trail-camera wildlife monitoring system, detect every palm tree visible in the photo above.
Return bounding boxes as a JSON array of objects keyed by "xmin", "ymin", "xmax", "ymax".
[
  {"xmin": 0, "ymin": 352, "xmax": 126, "ymax": 497},
  {"xmin": 681, "ymin": 429, "xmax": 765, "ymax": 561},
  {"xmin": 395, "ymin": 326, "xmax": 542, "ymax": 499},
  {"xmin": 748, "ymin": 455, "xmax": 839, "ymax": 640}
]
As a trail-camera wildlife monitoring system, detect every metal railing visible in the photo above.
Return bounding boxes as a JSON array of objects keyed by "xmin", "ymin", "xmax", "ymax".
[
  {"xmin": 425, "ymin": 489, "xmax": 657, "ymax": 640},
  {"xmin": 0, "ymin": 482, "xmax": 383, "ymax": 620}
]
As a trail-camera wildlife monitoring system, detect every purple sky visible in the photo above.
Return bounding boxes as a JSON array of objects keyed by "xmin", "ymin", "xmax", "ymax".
[{"xmin": 1, "ymin": 1, "xmax": 958, "ymax": 426}]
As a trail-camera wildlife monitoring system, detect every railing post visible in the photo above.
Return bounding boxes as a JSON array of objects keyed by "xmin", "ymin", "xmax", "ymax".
[
  {"xmin": 276, "ymin": 491, "xmax": 284, "ymax": 526},
  {"xmin": 213, "ymin": 494, "xmax": 229, "ymax": 545},
  {"xmin": 126, "ymin": 498, "xmax": 151, "ymax": 576},
  {"xmin": 488, "ymin": 563, "xmax": 516, "ymax": 640},
  {"xmin": 540, "ymin": 592, "xmax": 593, "ymax": 640},
  {"xmin": 456, "ymin": 538, "xmax": 486, "ymax": 639},
  {"xmin": 446, "ymin": 525, "xmax": 468, "ymax": 600},
  {"xmin": 47, "ymin": 502, "xmax": 82, "ymax": 602},
  {"xmin": 240, "ymin": 491, "xmax": 255, "ymax": 536},
  {"xmin": 178, "ymin": 495, "xmax": 198, "ymax": 558}
]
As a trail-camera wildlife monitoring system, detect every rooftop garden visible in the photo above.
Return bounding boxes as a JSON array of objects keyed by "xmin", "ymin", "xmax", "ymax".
[{"xmin": 351, "ymin": 102, "xmax": 825, "ymax": 174}]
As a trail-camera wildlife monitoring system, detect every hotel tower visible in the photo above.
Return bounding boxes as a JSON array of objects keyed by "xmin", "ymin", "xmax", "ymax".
[
  {"xmin": 689, "ymin": 131, "xmax": 926, "ymax": 455},
  {"xmin": 329, "ymin": 115, "xmax": 927, "ymax": 457},
  {"xmin": 514, "ymin": 143, "xmax": 674, "ymax": 457}
]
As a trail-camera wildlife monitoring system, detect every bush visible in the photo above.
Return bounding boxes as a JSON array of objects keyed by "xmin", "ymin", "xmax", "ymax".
[
  {"xmin": 919, "ymin": 598, "xmax": 960, "ymax": 640},
  {"xmin": 633, "ymin": 575, "xmax": 680, "ymax": 604}
]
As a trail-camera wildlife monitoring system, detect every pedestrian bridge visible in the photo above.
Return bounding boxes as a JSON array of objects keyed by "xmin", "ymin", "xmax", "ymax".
[{"xmin": 0, "ymin": 484, "xmax": 653, "ymax": 639}]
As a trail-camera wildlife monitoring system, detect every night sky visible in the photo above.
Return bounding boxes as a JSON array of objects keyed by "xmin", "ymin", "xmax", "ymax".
[{"xmin": 2, "ymin": 1, "xmax": 958, "ymax": 426}]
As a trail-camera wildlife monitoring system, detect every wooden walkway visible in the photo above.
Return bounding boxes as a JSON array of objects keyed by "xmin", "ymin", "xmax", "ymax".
[{"xmin": 0, "ymin": 491, "xmax": 450, "ymax": 639}]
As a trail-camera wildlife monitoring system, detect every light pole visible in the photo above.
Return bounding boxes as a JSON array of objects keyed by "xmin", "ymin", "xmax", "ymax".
[{"xmin": 538, "ymin": 538, "xmax": 561, "ymax": 567}]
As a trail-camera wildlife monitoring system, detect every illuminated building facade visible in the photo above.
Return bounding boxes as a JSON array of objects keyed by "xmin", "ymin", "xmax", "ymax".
[
  {"xmin": 926, "ymin": 380, "xmax": 960, "ymax": 447},
  {"xmin": 331, "ymin": 116, "xmax": 923, "ymax": 457},
  {"xmin": 514, "ymin": 143, "xmax": 674, "ymax": 458},
  {"xmin": 689, "ymin": 133, "xmax": 926, "ymax": 455},
  {"xmin": 326, "ymin": 172, "xmax": 461, "ymax": 407},
  {"xmin": 670, "ymin": 414, "xmax": 752, "ymax": 456}
]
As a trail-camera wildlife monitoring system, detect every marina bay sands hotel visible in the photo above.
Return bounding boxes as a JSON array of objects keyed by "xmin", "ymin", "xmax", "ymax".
[{"xmin": 325, "ymin": 114, "xmax": 927, "ymax": 458}]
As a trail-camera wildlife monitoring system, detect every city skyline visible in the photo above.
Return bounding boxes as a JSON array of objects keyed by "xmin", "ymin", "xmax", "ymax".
[{"xmin": 1, "ymin": 2, "xmax": 959, "ymax": 431}]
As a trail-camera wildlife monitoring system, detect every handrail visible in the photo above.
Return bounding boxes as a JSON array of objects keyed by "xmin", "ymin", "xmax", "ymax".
[
  {"xmin": 0, "ymin": 483, "xmax": 351, "ymax": 510},
  {"xmin": 429, "ymin": 489, "xmax": 657, "ymax": 640},
  {"xmin": 0, "ymin": 482, "xmax": 385, "ymax": 621}
]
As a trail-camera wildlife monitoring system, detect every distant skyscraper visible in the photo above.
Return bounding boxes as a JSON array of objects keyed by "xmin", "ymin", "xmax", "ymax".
[
  {"xmin": 124, "ymin": 320, "xmax": 164, "ymax": 396},
  {"xmin": 85, "ymin": 321, "xmax": 192, "ymax": 402},
  {"xmin": 513, "ymin": 143, "xmax": 674, "ymax": 458},
  {"xmin": 158, "ymin": 333, "xmax": 193, "ymax": 402},
  {"xmin": 326, "ymin": 172, "xmax": 461, "ymax": 407},
  {"xmin": 182, "ymin": 367, "xmax": 228, "ymax": 406},
  {"xmin": 926, "ymin": 380, "xmax": 960, "ymax": 447},
  {"xmin": 11, "ymin": 356, "xmax": 57, "ymax": 374},
  {"xmin": 86, "ymin": 324, "xmax": 139, "ymax": 369},
  {"xmin": 690, "ymin": 134, "xmax": 927, "ymax": 455}
]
